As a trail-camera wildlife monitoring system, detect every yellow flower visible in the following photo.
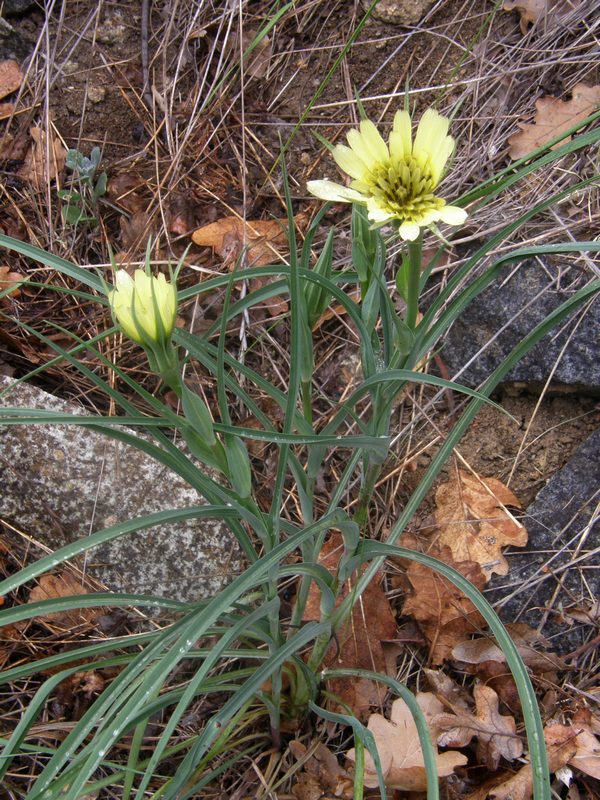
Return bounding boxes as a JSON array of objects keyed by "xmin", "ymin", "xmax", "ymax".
[
  {"xmin": 307, "ymin": 108, "xmax": 467, "ymax": 240},
  {"xmin": 109, "ymin": 269, "xmax": 177, "ymax": 345}
]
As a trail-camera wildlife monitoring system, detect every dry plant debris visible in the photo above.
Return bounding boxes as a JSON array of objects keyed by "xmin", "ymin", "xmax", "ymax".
[
  {"xmin": 18, "ymin": 126, "xmax": 67, "ymax": 189},
  {"xmin": 508, "ymin": 83, "xmax": 600, "ymax": 160},
  {"xmin": 289, "ymin": 741, "xmax": 354, "ymax": 800},
  {"xmin": 433, "ymin": 469, "xmax": 526, "ymax": 579},
  {"xmin": 28, "ymin": 571, "xmax": 101, "ymax": 631},
  {"xmin": 435, "ymin": 682, "xmax": 523, "ymax": 770},
  {"xmin": 401, "ymin": 548, "xmax": 486, "ymax": 665},
  {"xmin": 452, "ymin": 624, "xmax": 567, "ymax": 673},
  {"xmin": 502, "ymin": 0, "xmax": 585, "ymax": 34},
  {"xmin": 398, "ymin": 468, "xmax": 528, "ymax": 663},
  {"xmin": 467, "ymin": 718, "xmax": 600, "ymax": 800},
  {"xmin": 345, "ymin": 692, "xmax": 468, "ymax": 790},
  {"xmin": 0, "ymin": 59, "xmax": 22, "ymax": 100},
  {"xmin": 192, "ymin": 214, "xmax": 301, "ymax": 269},
  {"xmin": 301, "ymin": 532, "xmax": 398, "ymax": 720},
  {"xmin": 0, "ymin": 266, "xmax": 24, "ymax": 301},
  {"xmin": 192, "ymin": 213, "xmax": 308, "ymax": 317}
]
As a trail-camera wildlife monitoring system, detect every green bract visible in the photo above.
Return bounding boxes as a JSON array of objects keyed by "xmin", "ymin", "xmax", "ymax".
[{"xmin": 109, "ymin": 270, "xmax": 177, "ymax": 346}]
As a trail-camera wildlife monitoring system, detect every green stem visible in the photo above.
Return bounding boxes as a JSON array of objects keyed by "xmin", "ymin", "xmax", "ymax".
[
  {"xmin": 301, "ymin": 379, "xmax": 313, "ymax": 426},
  {"xmin": 353, "ymin": 459, "xmax": 382, "ymax": 532},
  {"xmin": 405, "ymin": 235, "xmax": 423, "ymax": 330}
]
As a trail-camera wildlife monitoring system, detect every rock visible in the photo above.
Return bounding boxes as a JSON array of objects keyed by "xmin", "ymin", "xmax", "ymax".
[
  {"xmin": 362, "ymin": 0, "xmax": 437, "ymax": 25},
  {"xmin": 441, "ymin": 260, "xmax": 600, "ymax": 393},
  {"xmin": 0, "ymin": 376, "xmax": 245, "ymax": 602},
  {"xmin": 86, "ymin": 85, "xmax": 106, "ymax": 104},
  {"xmin": 487, "ymin": 428, "xmax": 600, "ymax": 653},
  {"xmin": 0, "ymin": 17, "xmax": 33, "ymax": 62},
  {"xmin": 96, "ymin": 11, "xmax": 129, "ymax": 46},
  {"xmin": 1, "ymin": 0, "xmax": 36, "ymax": 16}
]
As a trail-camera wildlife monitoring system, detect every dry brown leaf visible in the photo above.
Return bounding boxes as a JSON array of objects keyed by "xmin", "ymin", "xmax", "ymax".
[
  {"xmin": 401, "ymin": 547, "xmax": 486, "ymax": 665},
  {"xmin": 241, "ymin": 29, "xmax": 272, "ymax": 79},
  {"xmin": 471, "ymin": 725, "xmax": 579, "ymax": 800},
  {"xmin": 301, "ymin": 532, "xmax": 398, "ymax": 720},
  {"xmin": 452, "ymin": 625, "xmax": 567, "ymax": 673},
  {"xmin": 434, "ymin": 469, "xmax": 526, "ymax": 579},
  {"xmin": 192, "ymin": 214, "xmax": 308, "ymax": 318},
  {"xmin": 192, "ymin": 215, "xmax": 294, "ymax": 267},
  {"xmin": 424, "ymin": 668, "xmax": 471, "ymax": 710},
  {"xmin": 503, "ymin": 0, "xmax": 584, "ymax": 35},
  {"xmin": 107, "ymin": 172, "xmax": 148, "ymax": 214},
  {"xmin": 289, "ymin": 741, "xmax": 354, "ymax": 800},
  {"xmin": 508, "ymin": 82, "xmax": 600, "ymax": 160},
  {"xmin": 28, "ymin": 571, "xmax": 100, "ymax": 631},
  {"xmin": 120, "ymin": 210, "xmax": 152, "ymax": 252},
  {"xmin": 0, "ymin": 102, "xmax": 15, "ymax": 118},
  {"xmin": 435, "ymin": 683, "xmax": 523, "ymax": 770},
  {"xmin": 346, "ymin": 692, "xmax": 468, "ymax": 790},
  {"xmin": 0, "ymin": 266, "xmax": 24, "ymax": 301},
  {"xmin": 565, "ymin": 713, "xmax": 600, "ymax": 780},
  {"xmin": 0, "ymin": 59, "xmax": 22, "ymax": 101},
  {"xmin": 556, "ymin": 599, "xmax": 600, "ymax": 626},
  {"xmin": 18, "ymin": 126, "xmax": 67, "ymax": 188}
]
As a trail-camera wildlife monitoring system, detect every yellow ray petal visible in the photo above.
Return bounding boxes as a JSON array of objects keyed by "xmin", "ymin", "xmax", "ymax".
[
  {"xmin": 358, "ymin": 118, "xmax": 389, "ymax": 164},
  {"xmin": 307, "ymin": 180, "xmax": 367, "ymax": 203},
  {"xmin": 437, "ymin": 205, "xmax": 468, "ymax": 225},
  {"xmin": 389, "ymin": 109, "xmax": 412, "ymax": 162},
  {"xmin": 332, "ymin": 144, "xmax": 370, "ymax": 180},
  {"xmin": 428, "ymin": 136, "xmax": 455, "ymax": 186},
  {"xmin": 413, "ymin": 109, "xmax": 450, "ymax": 171},
  {"xmin": 398, "ymin": 221, "xmax": 421, "ymax": 240}
]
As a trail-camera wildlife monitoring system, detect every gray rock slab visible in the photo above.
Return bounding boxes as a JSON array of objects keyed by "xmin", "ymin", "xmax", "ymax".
[
  {"xmin": 440, "ymin": 261, "xmax": 599, "ymax": 393},
  {"xmin": 2, "ymin": 0, "xmax": 37, "ymax": 15},
  {"xmin": 0, "ymin": 376, "xmax": 245, "ymax": 602},
  {"xmin": 487, "ymin": 428, "xmax": 599, "ymax": 653},
  {"xmin": 0, "ymin": 17, "xmax": 33, "ymax": 61}
]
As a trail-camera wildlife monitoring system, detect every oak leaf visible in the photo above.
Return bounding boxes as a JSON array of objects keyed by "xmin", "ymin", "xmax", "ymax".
[
  {"xmin": 302, "ymin": 533, "xmax": 398, "ymax": 720},
  {"xmin": 466, "ymin": 724, "xmax": 578, "ymax": 800},
  {"xmin": 401, "ymin": 547, "xmax": 486, "ymax": 664},
  {"xmin": 289, "ymin": 741, "xmax": 353, "ymax": 800},
  {"xmin": 434, "ymin": 469, "xmax": 527, "ymax": 579},
  {"xmin": 346, "ymin": 692, "xmax": 467, "ymax": 790},
  {"xmin": 567, "ymin": 711, "xmax": 600, "ymax": 779},
  {"xmin": 0, "ymin": 59, "xmax": 22, "ymax": 101},
  {"xmin": 435, "ymin": 683, "xmax": 523, "ymax": 770},
  {"xmin": 503, "ymin": 1, "xmax": 585, "ymax": 35},
  {"xmin": 192, "ymin": 215, "xmax": 293, "ymax": 267},
  {"xmin": 508, "ymin": 83, "xmax": 600, "ymax": 160},
  {"xmin": 424, "ymin": 668, "xmax": 471, "ymax": 710},
  {"xmin": 192, "ymin": 214, "xmax": 307, "ymax": 317},
  {"xmin": 452, "ymin": 624, "xmax": 567, "ymax": 673},
  {"xmin": 0, "ymin": 266, "xmax": 24, "ymax": 301},
  {"xmin": 28, "ymin": 571, "xmax": 100, "ymax": 631},
  {"xmin": 18, "ymin": 126, "xmax": 67, "ymax": 188}
]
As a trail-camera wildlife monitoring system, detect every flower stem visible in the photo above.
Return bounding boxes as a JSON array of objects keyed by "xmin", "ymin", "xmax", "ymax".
[
  {"xmin": 405, "ymin": 235, "xmax": 423, "ymax": 330},
  {"xmin": 301, "ymin": 379, "xmax": 313, "ymax": 426},
  {"xmin": 353, "ymin": 459, "xmax": 381, "ymax": 532}
]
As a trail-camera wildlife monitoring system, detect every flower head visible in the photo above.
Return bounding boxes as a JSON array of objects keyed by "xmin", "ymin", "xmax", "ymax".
[
  {"xmin": 109, "ymin": 269, "xmax": 177, "ymax": 346},
  {"xmin": 307, "ymin": 108, "xmax": 467, "ymax": 240}
]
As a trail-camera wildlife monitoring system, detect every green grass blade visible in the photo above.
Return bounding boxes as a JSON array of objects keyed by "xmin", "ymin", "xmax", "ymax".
[{"xmin": 0, "ymin": 234, "xmax": 105, "ymax": 292}]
